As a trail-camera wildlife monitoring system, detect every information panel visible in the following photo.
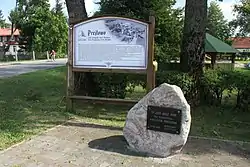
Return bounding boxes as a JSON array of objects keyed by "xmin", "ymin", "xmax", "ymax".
[
  {"xmin": 73, "ymin": 17, "xmax": 149, "ymax": 69},
  {"xmin": 147, "ymin": 105, "xmax": 182, "ymax": 134}
]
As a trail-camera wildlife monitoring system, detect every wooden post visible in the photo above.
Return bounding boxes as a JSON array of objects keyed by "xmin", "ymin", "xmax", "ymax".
[
  {"xmin": 15, "ymin": 51, "xmax": 18, "ymax": 61},
  {"xmin": 66, "ymin": 26, "xmax": 75, "ymax": 112},
  {"xmin": 32, "ymin": 51, "xmax": 36, "ymax": 60},
  {"xmin": 231, "ymin": 53, "xmax": 235, "ymax": 64},
  {"xmin": 210, "ymin": 53, "xmax": 216, "ymax": 69},
  {"xmin": 231, "ymin": 53, "xmax": 236, "ymax": 70},
  {"xmin": 146, "ymin": 15, "xmax": 155, "ymax": 93},
  {"xmin": 47, "ymin": 51, "xmax": 50, "ymax": 61}
]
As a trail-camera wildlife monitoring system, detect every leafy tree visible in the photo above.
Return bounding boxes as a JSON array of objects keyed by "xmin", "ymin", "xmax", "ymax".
[
  {"xmin": 7, "ymin": 0, "xmax": 68, "ymax": 54},
  {"xmin": 207, "ymin": 1, "xmax": 231, "ymax": 41},
  {"xmin": 9, "ymin": 0, "xmax": 51, "ymax": 51},
  {"xmin": 96, "ymin": 0, "xmax": 184, "ymax": 63},
  {"xmin": 34, "ymin": 12, "xmax": 68, "ymax": 54},
  {"xmin": 230, "ymin": 0, "xmax": 250, "ymax": 36},
  {"xmin": 33, "ymin": 0, "xmax": 68, "ymax": 54}
]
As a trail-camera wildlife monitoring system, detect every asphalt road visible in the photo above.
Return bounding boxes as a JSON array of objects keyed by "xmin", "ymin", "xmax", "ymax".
[{"xmin": 0, "ymin": 59, "xmax": 67, "ymax": 78}]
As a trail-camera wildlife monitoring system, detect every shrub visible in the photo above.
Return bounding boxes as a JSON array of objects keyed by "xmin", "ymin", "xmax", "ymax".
[
  {"xmin": 75, "ymin": 72, "xmax": 146, "ymax": 99},
  {"xmin": 229, "ymin": 70, "xmax": 250, "ymax": 111},
  {"xmin": 201, "ymin": 69, "xmax": 250, "ymax": 111},
  {"xmin": 156, "ymin": 69, "xmax": 250, "ymax": 111},
  {"xmin": 200, "ymin": 69, "xmax": 229, "ymax": 105},
  {"xmin": 156, "ymin": 71, "xmax": 193, "ymax": 99},
  {"xmin": 74, "ymin": 67, "xmax": 250, "ymax": 112}
]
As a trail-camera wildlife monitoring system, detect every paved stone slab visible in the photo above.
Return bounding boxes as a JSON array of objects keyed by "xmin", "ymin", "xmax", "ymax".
[{"xmin": 0, "ymin": 120, "xmax": 249, "ymax": 167}]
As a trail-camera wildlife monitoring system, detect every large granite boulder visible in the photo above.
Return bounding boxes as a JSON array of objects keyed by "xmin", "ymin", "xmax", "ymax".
[{"xmin": 123, "ymin": 83, "xmax": 191, "ymax": 157}]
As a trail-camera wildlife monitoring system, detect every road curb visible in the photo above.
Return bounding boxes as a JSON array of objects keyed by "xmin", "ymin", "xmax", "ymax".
[
  {"xmin": 0, "ymin": 59, "xmax": 67, "ymax": 66},
  {"xmin": 0, "ymin": 62, "xmax": 21, "ymax": 66}
]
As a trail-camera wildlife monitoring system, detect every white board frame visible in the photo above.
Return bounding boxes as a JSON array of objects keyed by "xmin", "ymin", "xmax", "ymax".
[{"xmin": 72, "ymin": 16, "xmax": 149, "ymax": 70}]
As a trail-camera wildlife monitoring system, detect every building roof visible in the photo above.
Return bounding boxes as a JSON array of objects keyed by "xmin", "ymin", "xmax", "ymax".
[
  {"xmin": 231, "ymin": 37, "xmax": 250, "ymax": 49},
  {"xmin": 205, "ymin": 33, "xmax": 239, "ymax": 53},
  {"xmin": 0, "ymin": 28, "xmax": 20, "ymax": 36}
]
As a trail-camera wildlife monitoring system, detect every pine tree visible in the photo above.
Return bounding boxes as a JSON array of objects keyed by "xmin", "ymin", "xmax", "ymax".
[
  {"xmin": 54, "ymin": 0, "xmax": 64, "ymax": 15},
  {"xmin": 0, "ymin": 10, "xmax": 6, "ymax": 28},
  {"xmin": 207, "ymin": 1, "xmax": 230, "ymax": 41}
]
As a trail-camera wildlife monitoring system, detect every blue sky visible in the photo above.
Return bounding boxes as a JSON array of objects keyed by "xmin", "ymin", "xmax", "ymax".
[{"xmin": 1, "ymin": 0, "xmax": 237, "ymax": 22}]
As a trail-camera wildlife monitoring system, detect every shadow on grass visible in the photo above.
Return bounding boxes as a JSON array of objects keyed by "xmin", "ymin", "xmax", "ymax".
[
  {"xmin": 74, "ymin": 103, "xmax": 129, "ymax": 127},
  {"xmin": 73, "ymin": 103, "xmax": 250, "ymax": 142},
  {"xmin": 88, "ymin": 134, "xmax": 250, "ymax": 159}
]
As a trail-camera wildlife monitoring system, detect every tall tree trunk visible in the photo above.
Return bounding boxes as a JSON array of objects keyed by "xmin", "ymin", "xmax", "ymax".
[
  {"xmin": 180, "ymin": 0, "xmax": 208, "ymax": 105},
  {"xmin": 65, "ymin": 0, "xmax": 98, "ymax": 96},
  {"xmin": 65, "ymin": 0, "xmax": 88, "ymax": 24}
]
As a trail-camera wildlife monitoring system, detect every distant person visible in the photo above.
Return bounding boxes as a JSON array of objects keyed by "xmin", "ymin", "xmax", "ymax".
[{"xmin": 50, "ymin": 50, "xmax": 56, "ymax": 61}]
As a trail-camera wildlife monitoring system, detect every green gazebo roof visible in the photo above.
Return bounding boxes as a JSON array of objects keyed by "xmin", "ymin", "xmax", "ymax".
[{"xmin": 205, "ymin": 33, "xmax": 239, "ymax": 53}]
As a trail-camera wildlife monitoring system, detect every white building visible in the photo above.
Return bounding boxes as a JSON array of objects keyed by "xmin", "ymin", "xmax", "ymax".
[{"xmin": 0, "ymin": 28, "xmax": 21, "ymax": 55}]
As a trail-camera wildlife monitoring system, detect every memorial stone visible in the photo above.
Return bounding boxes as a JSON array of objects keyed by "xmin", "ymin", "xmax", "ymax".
[{"xmin": 123, "ymin": 83, "xmax": 191, "ymax": 157}]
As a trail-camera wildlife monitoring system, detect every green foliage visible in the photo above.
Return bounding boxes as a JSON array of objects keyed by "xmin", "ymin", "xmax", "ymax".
[
  {"xmin": 201, "ymin": 69, "xmax": 250, "ymax": 111},
  {"xmin": 75, "ymin": 72, "xmax": 145, "ymax": 99},
  {"xmin": 53, "ymin": 0, "xmax": 64, "ymax": 15},
  {"xmin": 230, "ymin": 0, "xmax": 250, "ymax": 36},
  {"xmin": 95, "ymin": 0, "xmax": 184, "ymax": 63},
  {"xmin": 156, "ymin": 71, "xmax": 193, "ymax": 98},
  {"xmin": 200, "ymin": 69, "xmax": 229, "ymax": 105},
  {"xmin": 0, "ymin": 10, "xmax": 7, "ymax": 28},
  {"xmin": 81, "ymin": 0, "xmax": 183, "ymax": 99},
  {"xmin": 154, "ymin": 68, "xmax": 250, "ymax": 112},
  {"xmin": 9, "ymin": 0, "xmax": 51, "ymax": 51},
  {"xmin": 207, "ymin": 1, "xmax": 231, "ymax": 41},
  {"xmin": 92, "ymin": 73, "xmax": 128, "ymax": 99},
  {"xmin": 34, "ymin": 13, "xmax": 68, "ymax": 53},
  {"xmin": 8, "ymin": 0, "xmax": 67, "ymax": 53}
]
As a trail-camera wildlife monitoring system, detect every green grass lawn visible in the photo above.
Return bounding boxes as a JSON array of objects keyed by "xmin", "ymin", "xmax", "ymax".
[
  {"xmin": 235, "ymin": 67, "xmax": 250, "ymax": 74},
  {"xmin": 74, "ymin": 104, "xmax": 250, "ymax": 142},
  {"xmin": 235, "ymin": 60, "xmax": 250, "ymax": 64},
  {"xmin": 0, "ymin": 66, "xmax": 250, "ymax": 150},
  {"xmin": 0, "ymin": 67, "xmax": 72, "ymax": 150}
]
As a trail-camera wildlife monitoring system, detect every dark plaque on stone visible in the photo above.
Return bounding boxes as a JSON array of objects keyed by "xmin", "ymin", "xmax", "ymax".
[{"xmin": 147, "ymin": 105, "xmax": 182, "ymax": 134}]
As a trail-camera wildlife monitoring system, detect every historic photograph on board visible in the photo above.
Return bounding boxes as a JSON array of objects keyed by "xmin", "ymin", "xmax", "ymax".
[{"xmin": 104, "ymin": 19, "xmax": 147, "ymax": 47}]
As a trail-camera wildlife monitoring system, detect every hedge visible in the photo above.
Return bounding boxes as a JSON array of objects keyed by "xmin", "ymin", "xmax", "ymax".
[
  {"xmin": 76, "ymin": 69, "xmax": 250, "ymax": 112},
  {"xmin": 156, "ymin": 69, "xmax": 250, "ymax": 111}
]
